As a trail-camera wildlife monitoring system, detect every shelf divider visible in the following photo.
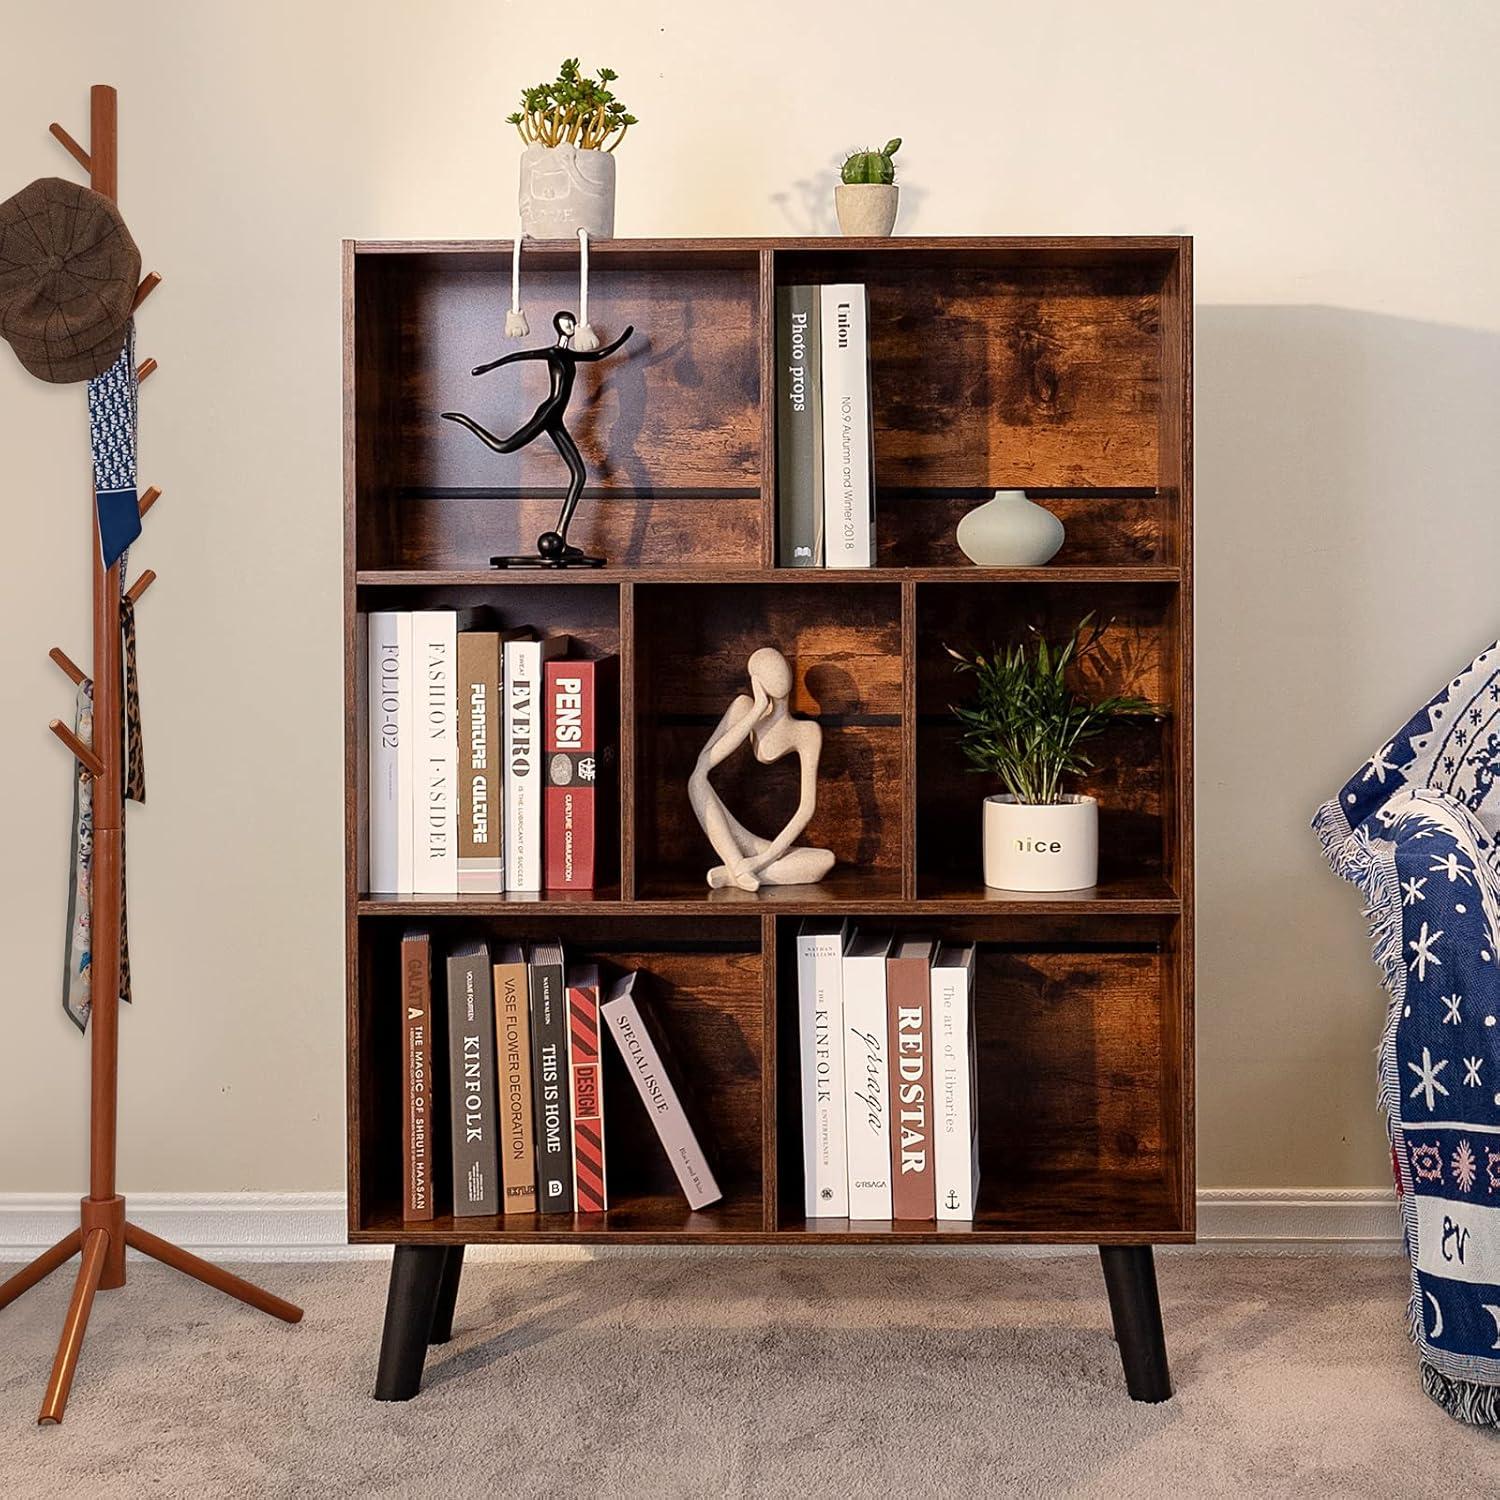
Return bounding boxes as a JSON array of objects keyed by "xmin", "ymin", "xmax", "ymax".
[{"xmin": 901, "ymin": 579, "xmax": 918, "ymax": 901}]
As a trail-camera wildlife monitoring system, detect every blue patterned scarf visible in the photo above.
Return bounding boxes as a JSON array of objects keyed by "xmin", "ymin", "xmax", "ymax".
[{"xmin": 1317, "ymin": 641, "xmax": 1500, "ymax": 1425}]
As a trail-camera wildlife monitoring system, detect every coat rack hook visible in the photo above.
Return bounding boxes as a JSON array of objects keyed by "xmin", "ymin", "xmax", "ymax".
[
  {"xmin": 49, "ymin": 720, "xmax": 104, "ymax": 779},
  {"xmin": 125, "ymin": 569, "xmax": 156, "ymax": 605},
  {"xmin": 48, "ymin": 648, "xmax": 89, "ymax": 687},
  {"xmin": 131, "ymin": 273, "xmax": 162, "ymax": 313},
  {"xmin": 48, "ymin": 122, "xmax": 91, "ymax": 173},
  {"xmin": 136, "ymin": 358, "xmax": 157, "ymax": 383},
  {"xmin": 137, "ymin": 485, "xmax": 162, "ymax": 518}
]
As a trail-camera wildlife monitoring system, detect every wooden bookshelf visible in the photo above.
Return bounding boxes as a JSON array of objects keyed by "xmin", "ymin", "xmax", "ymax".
[{"xmin": 344, "ymin": 236, "xmax": 1193, "ymax": 1402}]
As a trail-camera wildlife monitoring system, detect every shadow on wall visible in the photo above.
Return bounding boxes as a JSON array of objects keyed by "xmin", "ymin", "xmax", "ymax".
[{"xmin": 1197, "ymin": 305, "xmax": 1500, "ymax": 1186}]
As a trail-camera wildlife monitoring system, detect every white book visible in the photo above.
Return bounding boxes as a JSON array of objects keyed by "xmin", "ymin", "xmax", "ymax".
[
  {"xmin": 503, "ymin": 634, "xmax": 570, "ymax": 891},
  {"xmin": 842, "ymin": 930, "xmax": 893, "ymax": 1218},
  {"xmin": 411, "ymin": 611, "xmax": 459, "ymax": 893},
  {"xmin": 394, "ymin": 613, "xmax": 415, "ymax": 889},
  {"xmin": 797, "ymin": 918, "xmax": 851, "ymax": 1216},
  {"xmin": 366, "ymin": 611, "xmax": 408, "ymax": 894},
  {"xmin": 932, "ymin": 942, "xmax": 979, "ymax": 1220},
  {"xmin": 819, "ymin": 283, "xmax": 874, "ymax": 569}
]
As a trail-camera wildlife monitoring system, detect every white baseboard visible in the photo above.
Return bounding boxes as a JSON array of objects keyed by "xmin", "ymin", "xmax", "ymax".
[
  {"xmin": 1195, "ymin": 1187, "xmax": 1399, "ymax": 1244},
  {"xmin": 0, "ymin": 1193, "xmax": 371, "ymax": 1264},
  {"xmin": 0, "ymin": 1188, "xmax": 1401, "ymax": 1263}
]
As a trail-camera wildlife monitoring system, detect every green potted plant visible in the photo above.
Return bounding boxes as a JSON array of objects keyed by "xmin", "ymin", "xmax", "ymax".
[
  {"xmin": 508, "ymin": 59, "xmax": 637, "ymax": 240},
  {"xmin": 947, "ymin": 616, "xmax": 1162, "ymax": 891},
  {"xmin": 836, "ymin": 138, "xmax": 902, "ymax": 236}
]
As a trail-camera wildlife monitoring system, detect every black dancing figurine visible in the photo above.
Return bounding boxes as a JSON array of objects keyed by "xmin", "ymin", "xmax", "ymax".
[{"xmin": 441, "ymin": 311, "xmax": 635, "ymax": 568}]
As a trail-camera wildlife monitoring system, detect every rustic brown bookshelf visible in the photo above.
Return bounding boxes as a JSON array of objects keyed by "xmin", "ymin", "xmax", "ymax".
[{"xmin": 344, "ymin": 235, "xmax": 1193, "ymax": 1403}]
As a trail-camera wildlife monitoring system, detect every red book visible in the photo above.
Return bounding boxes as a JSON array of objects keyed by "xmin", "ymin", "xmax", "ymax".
[
  {"xmin": 567, "ymin": 964, "xmax": 608, "ymax": 1213},
  {"xmin": 401, "ymin": 929, "xmax": 434, "ymax": 1222},
  {"xmin": 543, "ymin": 657, "xmax": 619, "ymax": 890},
  {"xmin": 887, "ymin": 938, "xmax": 936, "ymax": 1221}
]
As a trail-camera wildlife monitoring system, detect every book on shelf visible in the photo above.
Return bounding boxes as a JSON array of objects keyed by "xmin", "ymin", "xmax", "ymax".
[
  {"xmin": 411, "ymin": 610, "xmax": 485, "ymax": 894},
  {"xmin": 842, "ymin": 929, "xmax": 893, "ymax": 1219},
  {"xmin": 797, "ymin": 918, "xmax": 851, "ymax": 1217},
  {"xmin": 367, "ymin": 612, "xmax": 414, "ymax": 893},
  {"xmin": 888, "ymin": 936, "xmax": 936, "ymax": 1221},
  {"xmin": 820, "ymin": 283, "xmax": 875, "ymax": 569},
  {"xmin": 544, "ymin": 656, "xmax": 619, "ymax": 891},
  {"xmin": 775, "ymin": 284, "xmax": 824, "ymax": 567},
  {"xmin": 602, "ymin": 969, "xmax": 723, "ymax": 1211},
  {"xmin": 528, "ymin": 940, "xmax": 574, "ymax": 1213},
  {"xmin": 400, "ymin": 928, "xmax": 434, "ymax": 1221},
  {"xmin": 493, "ymin": 942, "xmax": 536, "ymax": 1213},
  {"xmin": 504, "ymin": 634, "xmax": 571, "ymax": 892},
  {"xmin": 566, "ymin": 962, "xmax": 608, "ymax": 1213},
  {"xmin": 932, "ymin": 942, "xmax": 979, "ymax": 1221},
  {"xmin": 456, "ymin": 628, "xmax": 502, "ymax": 894},
  {"xmin": 446, "ymin": 940, "xmax": 500, "ymax": 1217}
]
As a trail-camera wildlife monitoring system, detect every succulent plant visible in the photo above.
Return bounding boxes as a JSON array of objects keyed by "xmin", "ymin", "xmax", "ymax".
[
  {"xmin": 506, "ymin": 58, "xmax": 638, "ymax": 152},
  {"xmin": 840, "ymin": 138, "xmax": 902, "ymax": 186}
]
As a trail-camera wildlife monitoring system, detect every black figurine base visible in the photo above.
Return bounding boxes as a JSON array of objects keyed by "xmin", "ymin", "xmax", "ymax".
[
  {"xmin": 492, "ymin": 528, "xmax": 605, "ymax": 570},
  {"xmin": 491, "ymin": 553, "xmax": 607, "ymax": 569}
]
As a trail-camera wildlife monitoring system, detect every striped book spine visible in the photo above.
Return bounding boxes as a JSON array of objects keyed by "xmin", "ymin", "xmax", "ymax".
[{"xmin": 567, "ymin": 963, "xmax": 608, "ymax": 1213}]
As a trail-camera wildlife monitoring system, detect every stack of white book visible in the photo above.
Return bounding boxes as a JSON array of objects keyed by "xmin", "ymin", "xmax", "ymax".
[
  {"xmin": 366, "ymin": 609, "xmax": 568, "ymax": 894},
  {"xmin": 796, "ymin": 921, "xmax": 979, "ymax": 1221},
  {"xmin": 774, "ymin": 283, "xmax": 877, "ymax": 569}
]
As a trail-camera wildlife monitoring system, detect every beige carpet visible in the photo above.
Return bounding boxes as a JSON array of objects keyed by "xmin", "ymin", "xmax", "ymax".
[{"xmin": 0, "ymin": 1249, "xmax": 1494, "ymax": 1496}]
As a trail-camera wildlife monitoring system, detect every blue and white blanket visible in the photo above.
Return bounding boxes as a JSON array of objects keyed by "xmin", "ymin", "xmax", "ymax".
[{"xmin": 1315, "ymin": 641, "xmax": 1500, "ymax": 1425}]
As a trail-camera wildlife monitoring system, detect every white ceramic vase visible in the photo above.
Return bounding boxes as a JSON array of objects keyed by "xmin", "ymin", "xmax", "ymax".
[
  {"xmin": 518, "ymin": 144, "xmax": 616, "ymax": 240},
  {"xmin": 955, "ymin": 489, "xmax": 1065, "ymax": 566},
  {"xmin": 835, "ymin": 183, "xmax": 899, "ymax": 236},
  {"xmin": 982, "ymin": 794, "xmax": 1099, "ymax": 891}
]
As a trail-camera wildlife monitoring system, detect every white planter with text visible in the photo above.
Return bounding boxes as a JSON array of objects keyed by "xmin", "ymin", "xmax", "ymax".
[{"xmin": 982, "ymin": 794, "xmax": 1099, "ymax": 892}]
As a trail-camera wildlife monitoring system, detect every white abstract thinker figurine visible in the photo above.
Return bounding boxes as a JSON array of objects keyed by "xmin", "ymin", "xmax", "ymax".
[{"xmin": 688, "ymin": 647, "xmax": 836, "ymax": 892}]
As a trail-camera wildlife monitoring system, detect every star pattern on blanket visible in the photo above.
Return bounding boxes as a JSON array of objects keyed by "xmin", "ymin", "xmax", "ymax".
[{"xmin": 1410, "ymin": 1047, "xmax": 1451, "ymax": 1110}]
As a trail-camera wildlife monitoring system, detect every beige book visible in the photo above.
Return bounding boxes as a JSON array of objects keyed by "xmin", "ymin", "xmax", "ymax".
[
  {"xmin": 493, "ymin": 944, "xmax": 536, "ymax": 1212},
  {"xmin": 457, "ymin": 630, "xmax": 502, "ymax": 893}
]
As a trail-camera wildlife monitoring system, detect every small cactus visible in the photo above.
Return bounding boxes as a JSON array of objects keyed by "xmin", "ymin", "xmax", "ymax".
[{"xmin": 840, "ymin": 138, "xmax": 901, "ymax": 185}]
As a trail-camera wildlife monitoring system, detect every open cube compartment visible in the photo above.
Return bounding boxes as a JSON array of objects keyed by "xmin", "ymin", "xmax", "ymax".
[
  {"xmin": 773, "ymin": 914, "xmax": 1187, "ymax": 1239},
  {"xmin": 913, "ymin": 580, "xmax": 1183, "ymax": 902},
  {"xmin": 771, "ymin": 243, "xmax": 1183, "ymax": 570},
  {"xmin": 353, "ymin": 580, "xmax": 624, "ymax": 901},
  {"xmin": 350, "ymin": 914, "xmax": 766, "ymax": 1240},
  {"xmin": 632, "ymin": 581, "xmax": 905, "ymax": 904},
  {"xmin": 350, "ymin": 246, "xmax": 767, "ymax": 571}
]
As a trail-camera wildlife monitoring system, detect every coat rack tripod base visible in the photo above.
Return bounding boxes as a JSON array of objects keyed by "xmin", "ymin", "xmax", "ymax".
[{"xmin": 0, "ymin": 84, "xmax": 302, "ymax": 1428}]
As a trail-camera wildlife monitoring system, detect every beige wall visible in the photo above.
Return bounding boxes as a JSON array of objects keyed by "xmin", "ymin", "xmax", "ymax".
[{"xmin": 3, "ymin": 0, "xmax": 1499, "ymax": 1194}]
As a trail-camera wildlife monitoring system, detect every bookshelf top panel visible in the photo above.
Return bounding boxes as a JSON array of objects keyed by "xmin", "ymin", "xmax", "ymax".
[{"xmin": 349, "ymin": 236, "xmax": 1189, "ymax": 272}]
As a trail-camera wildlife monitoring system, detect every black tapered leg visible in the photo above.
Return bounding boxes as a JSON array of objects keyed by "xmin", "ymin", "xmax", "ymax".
[
  {"xmin": 428, "ymin": 1245, "xmax": 465, "ymax": 1346},
  {"xmin": 1099, "ymin": 1246, "xmax": 1172, "ymax": 1402},
  {"xmin": 374, "ymin": 1245, "xmax": 450, "ymax": 1400}
]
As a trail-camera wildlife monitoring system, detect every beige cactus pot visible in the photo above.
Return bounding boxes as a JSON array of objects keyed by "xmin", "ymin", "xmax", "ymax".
[{"xmin": 834, "ymin": 183, "xmax": 899, "ymax": 237}]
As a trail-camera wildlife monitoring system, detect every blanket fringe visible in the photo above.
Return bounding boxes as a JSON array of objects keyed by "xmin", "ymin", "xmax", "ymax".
[
  {"xmin": 1312, "ymin": 795, "xmax": 1354, "ymax": 869},
  {"xmin": 1326, "ymin": 824, "xmax": 1408, "ymax": 1014},
  {"xmin": 1422, "ymin": 1361, "xmax": 1500, "ymax": 1427}
]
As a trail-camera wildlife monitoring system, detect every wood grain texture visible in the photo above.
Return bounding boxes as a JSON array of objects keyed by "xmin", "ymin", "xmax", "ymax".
[
  {"xmin": 775, "ymin": 257, "xmax": 1164, "ymax": 490},
  {"xmin": 372, "ymin": 259, "xmax": 762, "ymax": 494},
  {"xmin": 877, "ymin": 494, "xmax": 1166, "ymax": 567},
  {"xmin": 363, "ymin": 495, "xmax": 763, "ymax": 571}
]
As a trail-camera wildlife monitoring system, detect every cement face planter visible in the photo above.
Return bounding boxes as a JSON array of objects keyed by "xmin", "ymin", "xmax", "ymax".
[
  {"xmin": 982, "ymin": 794, "xmax": 1099, "ymax": 891},
  {"xmin": 835, "ymin": 183, "xmax": 899, "ymax": 237},
  {"xmin": 518, "ymin": 144, "xmax": 616, "ymax": 240}
]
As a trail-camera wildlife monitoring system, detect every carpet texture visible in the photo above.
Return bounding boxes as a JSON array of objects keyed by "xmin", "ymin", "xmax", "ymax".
[{"xmin": 1, "ymin": 1250, "xmax": 1495, "ymax": 1496}]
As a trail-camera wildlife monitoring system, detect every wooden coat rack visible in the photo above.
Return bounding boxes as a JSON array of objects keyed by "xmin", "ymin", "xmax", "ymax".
[{"xmin": 0, "ymin": 85, "xmax": 302, "ymax": 1427}]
